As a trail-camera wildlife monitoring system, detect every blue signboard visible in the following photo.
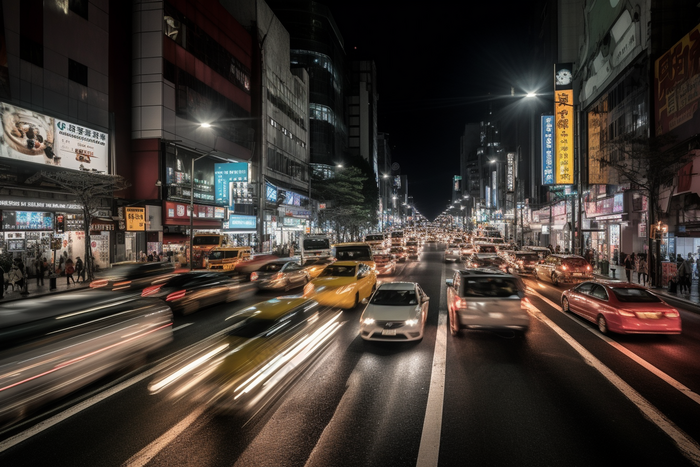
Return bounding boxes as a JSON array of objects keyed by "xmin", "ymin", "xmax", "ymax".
[
  {"xmin": 266, "ymin": 181, "xmax": 277, "ymax": 203},
  {"xmin": 542, "ymin": 115, "xmax": 555, "ymax": 185},
  {"xmin": 215, "ymin": 162, "xmax": 248, "ymax": 206},
  {"xmin": 227, "ymin": 215, "xmax": 256, "ymax": 230}
]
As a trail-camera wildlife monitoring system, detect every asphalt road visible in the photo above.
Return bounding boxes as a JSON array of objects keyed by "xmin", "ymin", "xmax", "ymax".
[{"xmin": 2, "ymin": 245, "xmax": 700, "ymax": 466}]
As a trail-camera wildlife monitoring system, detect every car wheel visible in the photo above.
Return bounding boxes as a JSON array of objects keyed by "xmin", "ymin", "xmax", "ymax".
[
  {"xmin": 562, "ymin": 297, "xmax": 570, "ymax": 312},
  {"xmin": 597, "ymin": 315, "xmax": 609, "ymax": 334},
  {"xmin": 551, "ymin": 273, "xmax": 559, "ymax": 286}
]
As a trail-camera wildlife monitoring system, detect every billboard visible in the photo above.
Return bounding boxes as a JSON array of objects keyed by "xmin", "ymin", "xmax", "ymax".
[
  {"xmin": 542, "ymin": 115, "xmax": 555, "ymax": 185},
  {"xmin": 654, "ymin": 21, "xmax": 700, "ymax": 141},
  {"xmin": 587, "ymin": 109, "xmax": 608, "ymax": 184},
  {"xmin": 506, "ymin": 153, "xmax": 515, "ymax": 192},
  {"xmin": 265, "ymin": 181, "xmax": 277, "ymax": 203},
  {"xmin": 214, "ymin": 162, "xmax": 248, "ymax": 205},
  {"xmin": 577, "ymin": 0, "xmax": 649, "ymax": 109},
  {"xmin": 226, "ymin": 215, "xmax": 256, "ymax": 230},
  {"xmin": 554, "ymin": 63, "xmax": 575, "ymax": 185},
  {"xmin": 0, "ymin": 102, "xmax": 109, "ymax": 173},
  {"xmin": 125, "ymin": 207, "xmax": 146, "ymax": 231},
  {"xmin": 1, "ymin": 211, "xmax": 53, "ymax": 230}
]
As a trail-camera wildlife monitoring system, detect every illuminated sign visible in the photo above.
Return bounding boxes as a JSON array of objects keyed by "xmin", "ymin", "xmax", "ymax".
[
  {"xmin": 506, "ymin": 153, "xmax": 515, "ymax": 192},
  {"xmin": 453, "ymin": 175, "xmax": 462, "ymax": 192},
  {"xmin": 214, "ymin": 162, "xmax": 248, "ymax": 208},
  {"xmin": 226, "ymin": 215, "xmax": 256, "ymax": 230},
  {"xmin": 554, "ymin": 63, "xmax": 574, "ymax": 185},
  {"xmin": 542, "ymin": 115, "xmax": 554, "ymax": 185},
  {"xmin": 0, "ymin": 102, "xmax": 109, "ymax": 173},
  {"xmin": 266, "ymin": 181, "xmax": 277, "ymax": 203},
  {"xmin": 125, "ymin": 207, "xmax": 146, "ymax": 231},
  {"xmin": 1, "ymin": 211, "xmax": 53, "ymax": 230}
]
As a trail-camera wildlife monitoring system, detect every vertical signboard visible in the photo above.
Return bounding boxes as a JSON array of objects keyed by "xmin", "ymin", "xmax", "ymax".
[
  {"xmin": 542, "ymin": 115, "xmax": 554, "ymax": 185},
  {"xmin": 507, "ymin": 152, "xmax": 515, "ymax": 192},
  {"xmin": 655, "ymin": 22, "xmax": 700, "ymax": 141},
  {"xmin": 125, "ymin": 207, "xmax": 146, "ymax": 231},
  {"xmin": 587, "ymin": 109, "xmax": 608, "ymax": 184},
  {"xmin": 453, "ymin": 175, "xmax": 462, "ymax": 191},
  {"xmin": 554, "ymin": 63, "xmax": 575, "ymax": 185}
]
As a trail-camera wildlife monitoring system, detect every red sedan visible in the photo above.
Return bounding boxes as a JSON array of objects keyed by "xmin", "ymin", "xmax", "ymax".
[{"xmin": 561, "ymin": 281, "xmax": 681, "ymax": 335}]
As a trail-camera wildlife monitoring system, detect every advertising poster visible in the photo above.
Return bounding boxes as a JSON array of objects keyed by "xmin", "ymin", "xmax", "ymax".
[
  {"xmin": 655, "ymin": 21, "xmax": 700, "ymax": 141},
  {"xmin": 542, "ymin": 115, "xmax": 555, "ymax": 185},
  {"xmin": 554, "ymin": 63, "xmax": 575, "ymax": 185},
  {"xmin": 266, "ymin": 181, "xmax": 277, "ymax": 203},
  {"xmin": 587, "ymin": 109, "xmax": 608, "ymax": 184},
  {"xmin": 1, "ymin": 211, "xmax": 53, "ymax": 230},
  {"xmin": 126, "ymin": 207, "xmax": 146, "ymax": 231},
  {"xmin": 0, "ymin": 102, "xmax": 108, "ymax": 172},
  {"xmin": 227, "ymin": 215, "xmax": 256, "ymax": 230},
  {"xmin": 506, "ymin": 153, "xmax": 514, "ymax": 192},
  {"xmin": 214, "ymin": 162, "xmax": 248, "ymax": 207}
]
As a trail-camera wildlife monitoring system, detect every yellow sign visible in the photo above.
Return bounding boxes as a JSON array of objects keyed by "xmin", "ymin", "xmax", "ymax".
[
  {"xmin": 125, "ymin": 207, "xmax": 146, "ymax": 231},
  {"xmin": 554, "ymin": 89, "xmax": 574, "ymax": 185}
]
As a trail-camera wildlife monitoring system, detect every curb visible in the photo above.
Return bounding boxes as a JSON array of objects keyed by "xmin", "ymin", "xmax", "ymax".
[{"xmin": 0, "ymin": 283, "xmax": 91, "ymax": 304}]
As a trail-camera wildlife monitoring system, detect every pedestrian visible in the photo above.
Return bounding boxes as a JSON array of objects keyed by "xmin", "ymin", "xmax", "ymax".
[
  {"xmin": 147, "ymin": 251, "xmax": 154, "ymax": 262},
  {"xmin": 58, "ymin": 256, "xmax": 65, "ymax": 275},
  {"xmin": 9, "ymin": 259, "xmax": 24, "ymax": 292},
  {"xmin": 75, "ymin": 256, "xmax": 84, "ymax": 282},
  {"xmin": 35, "ymin": 256, "xmax": 46, "ymax": 286},
  {"xmin": 624, "ymin": 253, "xmax": 633, "ymax": 283},
  {"xmin": 638, "ymin": 255, "xmax": 647, "ymax": 287},
  {"xmin": 65, "ymin": 257, "xmax": 76, "ymax": 285}
]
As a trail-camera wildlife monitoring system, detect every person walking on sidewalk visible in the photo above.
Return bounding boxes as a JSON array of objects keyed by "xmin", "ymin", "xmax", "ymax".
[
  {"xmin": 35, "ymin": 256, "xmax": 46, "ymax": 286},
  {"xmin": 638, "ymin": 256, "xmax": 648, "ymax": 287},
  {"xmin": 624, "ymin": 253, "xmax": 633, "ymax": 282},
  {"xmin": 75, "ymin": 257, "xmax": 84, "ymax": 283},
  {"xmin": 65, "ymin": 257, "xmax": 76, "ymax": 285},
  {"xmin": 678, "ymin": 257, "xmax": 692, "ymax": 294}
]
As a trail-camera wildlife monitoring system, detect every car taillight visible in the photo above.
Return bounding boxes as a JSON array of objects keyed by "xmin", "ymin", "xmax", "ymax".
[
  {"xmin": 166, "ymin": 290, "xmax": 187, "ymax": 301},
  {"xmin": 522, "ymin": 297, "xmax": 531, "ymax": 310},
  {"xmin": 142, "ymin": 284, "xmax": 163, "ymax": 297},
  {"xmin": 664, "ymin": 309, "xmax": 680, "ymax": 318},
  {"xmin": 618, "ymin": 309, "xmax": 635, "ymax": 317},
  {"xmin": 562, "ymin": 265, "xmax": 568, "ymax": 271},
  {"xmin": 587, "ymin": 265, "xmax": 591, "ymax": 271},
  {"xmin": 90, "ymin": 280, "xmax": 108, "ymax": 288},
  {"xmin": 250, "ymin": 272, "xmax": 258, "ymax": 281}
]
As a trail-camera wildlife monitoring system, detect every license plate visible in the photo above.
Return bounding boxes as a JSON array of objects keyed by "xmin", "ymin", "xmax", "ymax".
[
  {"xmin": 637, "ymin": 312, "xmax": 660, "ymax": 319},
  {"xmin": 382, "ymin": 329, "xmax": 397, "ymax": 336},
  {"xmin": 573, "ymin": 273, "xmax": 583, "ymax": 276},
  {"xmin": 489, "ymin": 312, "xmax": 503, "ymax": 319}
]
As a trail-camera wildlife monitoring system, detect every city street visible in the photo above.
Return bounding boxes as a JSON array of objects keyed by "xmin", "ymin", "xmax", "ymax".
[{"xmin": 2, "ymin": 245, "xmax": 700, "ymax": 466}]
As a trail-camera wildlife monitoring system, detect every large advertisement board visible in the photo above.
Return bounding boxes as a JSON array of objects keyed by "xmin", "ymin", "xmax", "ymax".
[
  {"xmin": 1, "ymin": 211, "xmax": 53, "ymax": 230},
  {"xmin": 654, "ymin": 22, "xmax": 700, "ymax": 141},
  {"xmin": 214, "ymin": 162, "xmax": 248, "ymax": 208},
  {"xmin": 554, "ymin": 63, "xmax": 575, "ymax": 185},
  {"xmin": 578, "ymin": 0, "xmax": 649, "ymax": 109},
  {"xmin": 506, "ymin": 153, "xmax": 515, "ymax": 192},
  {"xmin": 0, "ymin": 102, "xmax": 109, "ymax": 173},
  {"xmin": 542, "ymin": 115, "xmax": 554, "ymax": 185}
]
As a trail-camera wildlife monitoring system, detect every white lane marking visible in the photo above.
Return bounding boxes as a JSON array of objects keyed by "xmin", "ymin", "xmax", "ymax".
[
  {"xmin": 527, "ymin": 302, "xmax": 700, "ymax": 466},
  {"xmin": 172, "ymin": 323, "xmax": 193, "ymax": 332},
  {"xmin": 122, "ymin": 405, "xmax": 208, "ymax": 467},
  {"xmin": 416, "ymin": 264, "xmax": 448, "ymax": 467},
  {"xmin": 0, "ymin": 316, "xmax": 248, "ymax": 453},
  {"xmin": 526, "ymin": 285, "xmax": 700, "ymax": 407}
]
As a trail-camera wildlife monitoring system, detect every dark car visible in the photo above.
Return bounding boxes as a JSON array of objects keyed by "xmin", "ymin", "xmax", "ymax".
[
  {"xmin": 252, "ymin": 259, "xmax": 311, "ymax": 291},
  {"xmin": 464, "ymin": 254, "xmax": 509, "ymax": 272},
  {"xmin": 141, "ymin": 272, "xmax": 257, "ymax": 315},
  {"xmin": 90, "ymin": 261, "xmax": 176, "ymax": 292},
  {"xmin": 505, "ymin": 251, "xmax": 541, "ymax": 275}
]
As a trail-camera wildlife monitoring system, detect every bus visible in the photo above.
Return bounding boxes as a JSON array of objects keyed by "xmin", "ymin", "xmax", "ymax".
[
  {"xmin": 191, "ymin": 233, "xmax": 228, "ymax": 268},
  {"xmin": 300, "ymin": 234, "xmax": 332, "ymax": 259}
]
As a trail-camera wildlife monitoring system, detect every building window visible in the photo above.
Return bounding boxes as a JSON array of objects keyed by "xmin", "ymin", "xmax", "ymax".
[
  {"xmin": 68, "ymin": 59, "xmax": 88, "ymax": 86},
  {"xmin": 69, "ymin": 0, "xmax": 88, "ymax": 20},
  {"xmin": 19, "ymin": 39, "xmax": 43, "ymax": 68}
]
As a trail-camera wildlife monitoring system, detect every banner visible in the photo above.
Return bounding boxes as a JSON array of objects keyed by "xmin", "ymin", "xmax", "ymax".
[
  {"xmin": 0, "ymin": 102, "xmax": 109, "ymax": 173},
  {"xmin": 587, "ymin": 109, "xmax": 608, "ymax": 184},
  {"xmin": 542, "ymin": 115, "xmax": 554, "ymax": 185},
  {"xmin": 554, "ymin": 63, "xmax": 575, "ymax": 185},
  {"xmin": 125, "ymin": 207, "xmax": 146, "ymax": 231}
]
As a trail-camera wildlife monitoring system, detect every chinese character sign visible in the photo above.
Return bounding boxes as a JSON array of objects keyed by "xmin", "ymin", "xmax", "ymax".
[
  {"xmin": 125, "ymin": 207, "xmax": 146, "ymax": 231},
  {"xmin": 506, "ymin": 153, "xmax": 515, "ymax": 192},
  {"xmin": 542, "ymin": 115, "xmax": 555, "ymax": 185}
]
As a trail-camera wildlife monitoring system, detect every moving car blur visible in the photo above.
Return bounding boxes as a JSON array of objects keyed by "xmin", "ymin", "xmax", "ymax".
[
  {"xmin": 301, "ymin": 257, "xmax": 336, "ymax": 279},
  {"xmin": 359, "ymin": 282, "xmax": 429, "ymax": 341},
  {"xmin": 148, "ymin": 297, "xmax": 342, "ymax": 416},
  {"xmin": 373, "ymin": 253, "xmax": 397, "ymax": 275},
  {"xmin": 533, "ymin": 254, "xmax": 593, "ymax": 286},
  {"xmin": 89, "ymin": 261, "xmax": 176, "ymax": 292},
  {"xmin": 141, "ymin": 272, "xmax": 256, "ymax": 315},
  {"xmin": 0, "ymin": 292, "xmax": 173, "ymax": 428},
  {"xmin": 561, "ymin": 281, "xmax": 682, "ymax": 335},
  {"xmin": 252, "ymin": 259, "xmax": 310, "ymax": 292}
]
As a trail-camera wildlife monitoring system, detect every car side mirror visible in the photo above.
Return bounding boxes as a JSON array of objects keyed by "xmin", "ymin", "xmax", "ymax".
[
  {"xmin": 445, "ymin": 279, "xmax": 454, "ymax": 287},
  {"xmin": 422, "ymin": 296, "xmax": 430, "ymax": 303},
  {"xmin": 358, "ymin": 272, "xmax": 367, "ymax": 279}
]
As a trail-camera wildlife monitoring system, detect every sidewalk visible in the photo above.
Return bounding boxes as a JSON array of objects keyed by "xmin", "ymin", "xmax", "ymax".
[
  {"xmin": 594, "ymin": 263, "xmax": 700, "ymax": 309},
  {"xmin": 1, "ymin": 275, "xmax": 92, "ymax": 304}
]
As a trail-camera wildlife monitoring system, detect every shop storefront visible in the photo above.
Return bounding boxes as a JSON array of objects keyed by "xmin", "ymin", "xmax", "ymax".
[
  {"xmin": 162, "ymin": 200, "xmax": 223, "ymax": 262},
  {"xmin": 585, "ymin": 193, "xmax": 625, "ymax": 265},
  {"xmin": 262, "ymin": 180, "xmax": 310, "ymax": 253},
  {"xmin": 224, "ymin": 215, "xmax": 256, "ymax": 247}
]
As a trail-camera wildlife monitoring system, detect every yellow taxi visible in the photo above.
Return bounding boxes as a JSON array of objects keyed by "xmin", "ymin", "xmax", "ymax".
[
  {"xmin": 148, "ymin": 296, "xmax": 342, "ymax": 415},
  {"xmin": 301, "ymin": 256, "xmax": 336, "ymax": 279},
  {"xmin": 304, "ymin": 260, "xmax": 377, "ymax": 309},
  {"xmin": 331, "ymin": 242, "xmax": 375, "ymax": 270},
  {"xmin": 206, "ymin": 246, "xmax": 252, "ymax": 271}
]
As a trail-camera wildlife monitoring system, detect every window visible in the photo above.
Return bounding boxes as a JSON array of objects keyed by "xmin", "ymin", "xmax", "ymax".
[
  {"xmin": 19, "ymin": 39, "xmax": 43, "ymax": 68},
  {"xmin": 69, "ymin": 0, "xmax": 88, "ymax": 20},
  {"xmin": 69, "ymin": 59, "xmax": 88, "ymax": 87}
]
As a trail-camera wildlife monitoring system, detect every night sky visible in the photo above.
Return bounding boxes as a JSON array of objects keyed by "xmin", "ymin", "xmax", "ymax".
[{"xmin": 328, "ymin": 1, "xmax": 540, "ymax": 220}]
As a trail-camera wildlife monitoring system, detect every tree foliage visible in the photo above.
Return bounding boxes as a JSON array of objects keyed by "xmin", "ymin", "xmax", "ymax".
[{"xmin": 35, "ymin": 171, "xmax": 131, "ymax": 280}]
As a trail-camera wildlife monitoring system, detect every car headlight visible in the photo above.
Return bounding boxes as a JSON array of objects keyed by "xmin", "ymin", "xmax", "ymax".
[
  {"xmin": 362, "ymin": 318, "xmax": 375, "ymax": 325},
  {"xmin": 405, "ymin": 319, "xmax": 419, "ymax": 326}
]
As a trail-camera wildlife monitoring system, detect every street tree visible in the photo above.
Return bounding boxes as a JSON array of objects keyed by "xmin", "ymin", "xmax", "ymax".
[
  {"xmin": 597, "ymin": 132, "xmax": 687, "ymax": 285},
  {"xmin": 33, "ymin": 170, "xmax": 131, "ymax": 281}
]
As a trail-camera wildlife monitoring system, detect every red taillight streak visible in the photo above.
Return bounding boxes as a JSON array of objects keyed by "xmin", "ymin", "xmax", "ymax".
[
  {"xmin": 455, "ymin": 298, "xmax": 468, "ymax": 309},
  {"xmin": 90, "ymin": 280, "xmax": 108, "ymax": 288},
  {"xmin": 166, "ymin": 290, "xmax": 187, "ymax": 301},
  {"xmin": 0, "ymin": 322, "xmax": 172, "ymax": 394},
  {"xmin": 142, "ymin": 285, "xmax": 163, "ymax": 297}
]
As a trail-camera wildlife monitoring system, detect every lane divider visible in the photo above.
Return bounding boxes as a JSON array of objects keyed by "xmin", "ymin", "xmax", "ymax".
[{"xmin": 526, "ymin": 300, "xmax": 700, "ymax": 465}]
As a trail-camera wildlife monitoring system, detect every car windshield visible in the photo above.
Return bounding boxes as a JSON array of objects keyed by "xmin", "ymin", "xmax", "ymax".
[
  {"xmin": 208, "ymin": 251, "xmax": 225, "ymax": 260},
  {"xmin": 477, "ymin": 245, "xmax": 497, "ymax": 253},
  {"xmin": 515, "ymin": 253, "xmax": 539, "ymax": 261},
  {"xmin": 611, "ymin": 288, "xmax": 662, "ymax": 303},
  {"xmin": 319, "ymin": 265, "xmax": 356, "ymax": 277},
  {"xmin": 461, "ymin": 277, "xmax": 521, "ymax": 297},
  {"xmin": 370, "ymin": 289, "xmax": 417, "ymax": 306},
  {"xmin": 260, "ymin": 263, "xmax": 285, "ymax": 272},
  {"xmin": 335, "ymin": 247, "xmax": 372, "ymax": 261}
]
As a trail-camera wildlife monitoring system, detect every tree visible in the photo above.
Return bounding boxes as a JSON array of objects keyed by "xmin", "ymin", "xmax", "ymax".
[
  {"xmin": 34, "ymin": 171, "xmax": 131, "ymax": 281},
  {"xmin": 597, "ymin": 133, "xmax": 687, "ymax": 286},
  {"xmin": 312, "ymin": 166, "xmax": 371, "ymax": 241}
]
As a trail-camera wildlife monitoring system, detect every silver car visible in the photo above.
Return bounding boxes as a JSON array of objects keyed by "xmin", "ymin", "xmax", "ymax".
[
  {"xmin": 445, "ymin": 269, "xmax": 530, "ymax": 335},
  {"xmin": 444, "ymin": 244, "xmax": 462, "ymax": 262}
]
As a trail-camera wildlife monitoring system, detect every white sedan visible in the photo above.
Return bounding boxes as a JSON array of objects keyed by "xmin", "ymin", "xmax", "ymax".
[{"xmin": 359, "ymin": 282, "xmax": 429, "ymax": 341}]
